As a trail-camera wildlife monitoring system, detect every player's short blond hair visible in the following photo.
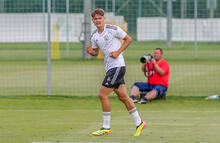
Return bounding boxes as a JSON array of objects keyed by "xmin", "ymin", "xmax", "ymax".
[{"xmin": 91, "ymin": 8, "xmax": 105, "ymax": 18}]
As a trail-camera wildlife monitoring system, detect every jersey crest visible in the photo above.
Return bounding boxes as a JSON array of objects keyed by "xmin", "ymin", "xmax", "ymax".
[{"xmin": 104, "ymin": 35, "xmax": 110, "ymax": 41}]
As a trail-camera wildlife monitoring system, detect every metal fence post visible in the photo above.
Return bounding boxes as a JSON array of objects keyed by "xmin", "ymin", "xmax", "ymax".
[
  {"xmin": 194, "ymin": 0, "xmax": 198, "ymax": 59},
  {"xmin": 66, "ymin": 0, "xmax": 69, "ymax": 57},
  {"xmin": 167, "ymin": 0, "xmax": 172, "ymax": 48},
  {"xmin": 82, "ymin": 0, "xmax": 92, "ymax": 59},
  {"xmin": 47, "ymin": 0, "xmax": 51, "ymax": 97}
]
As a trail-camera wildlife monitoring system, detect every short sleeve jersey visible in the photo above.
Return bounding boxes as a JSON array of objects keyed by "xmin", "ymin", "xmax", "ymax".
[
  {"xmin": 147, "ymin": 59, "xmax": 170, "ymax": 88},
  {"xmin": 91, "ymin": 24, "xmax": 127, "ymax": 72}
]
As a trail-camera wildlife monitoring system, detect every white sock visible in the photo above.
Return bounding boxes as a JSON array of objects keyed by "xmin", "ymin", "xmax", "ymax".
[
  {"xmin": 128, "ymin": 107, "xmax": 142, "ymax": 127},
  {"xmin": 102, "ymin": 112, "xmax": 111, "ymax": 129}
]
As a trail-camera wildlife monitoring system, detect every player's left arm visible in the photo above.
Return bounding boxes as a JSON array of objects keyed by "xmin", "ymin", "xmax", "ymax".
[
  {"xmin": 109, "ymin": 26, "xmax": 132, "ymax": 58},
  {"xmin": 110, "ymin": 35, "xmax": 132, "ymax": 58}
]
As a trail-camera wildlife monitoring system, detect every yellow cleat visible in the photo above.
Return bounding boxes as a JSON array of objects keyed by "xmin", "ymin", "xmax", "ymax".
[
  {"xmin": 92, "ymin": 128, "xmax": 112, "ymax": 136},
  {"xmin": 134, "ymin": 121, "xmax": 146, "ymax": 136}
]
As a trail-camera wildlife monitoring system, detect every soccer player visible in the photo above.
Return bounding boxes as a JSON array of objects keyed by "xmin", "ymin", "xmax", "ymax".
[
  {"xmin": 86, "ymin": 8, "xmax": 146, "ymax": 136},
  {"xmin": 130, "ymin": 48, "xmax": 170, "ymax": 104}
]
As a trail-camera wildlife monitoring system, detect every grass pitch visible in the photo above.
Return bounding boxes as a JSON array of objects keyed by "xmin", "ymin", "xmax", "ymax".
[
  {"xmin": 0, "ymin": 96, "xmax": 220, "ymax": 143},
  {"xmin": 0, "ymin": 41, "xmax": 220, "ymax": 143},
  {"xmin": 0, "ymin": 41, "xmax": 220, "ymax": 96}
]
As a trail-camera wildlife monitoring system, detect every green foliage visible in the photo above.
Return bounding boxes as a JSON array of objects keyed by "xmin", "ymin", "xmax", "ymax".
[
  {"xmin": 4, "ymin": 0, "xmax": 44, "ymax": 13},
  {"xmin": 1, "ymin": 0, "xmax": 220, "ymax": 32},
  {"xmin": 1, "ymin": 0, "xmax": 220, "ymax": 18}
]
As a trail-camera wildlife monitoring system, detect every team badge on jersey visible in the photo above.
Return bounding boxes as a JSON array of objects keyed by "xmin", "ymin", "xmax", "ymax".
[{"xmin": 104, "ymin": 35, "xmax": 109, "ymax": 41}]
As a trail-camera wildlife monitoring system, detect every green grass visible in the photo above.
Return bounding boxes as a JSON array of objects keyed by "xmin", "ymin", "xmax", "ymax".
[
  {"xmin": 0, "ymin": 41, "xmax": 220, "ymax": 61},
  {"xmin": 0, "ymin": 96, "xmax": 220, "ymax": 143},
  {"xmin": 0, "ymin": 60, "xmax": 219, "ymax": 96},
  {"xmin": 0, "ymin": 41, "xmax": 220, "ymax": 96}
]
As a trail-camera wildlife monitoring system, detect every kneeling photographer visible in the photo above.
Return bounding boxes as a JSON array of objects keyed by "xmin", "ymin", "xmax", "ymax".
[{"xmin": 130, "ymin": 48, "xmax": 170, "ymax": 104}]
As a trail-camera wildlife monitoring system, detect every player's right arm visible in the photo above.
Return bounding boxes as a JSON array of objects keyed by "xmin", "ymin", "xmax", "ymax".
[
  {"xmin": 87, "ymin": 30, "xmax": 99, "ymax": 56},
  {"xmin": 86, "ymin": 45, "xmax": 99, "ymax": 56}
]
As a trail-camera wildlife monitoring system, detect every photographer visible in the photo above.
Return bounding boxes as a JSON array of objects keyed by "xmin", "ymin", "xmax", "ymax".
[{"xmin": 130, "ymin": 48, "xmax": 170, "ymax": 104}]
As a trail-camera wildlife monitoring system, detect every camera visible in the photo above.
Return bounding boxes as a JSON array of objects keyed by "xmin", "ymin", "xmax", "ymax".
[{"xmin": 140, "ymin": 54, "xmax": 153, "ymax": 63}]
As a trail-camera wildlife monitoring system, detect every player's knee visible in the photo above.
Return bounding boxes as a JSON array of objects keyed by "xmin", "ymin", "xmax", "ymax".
[
  {"xmin": 118, "ymin": 95, "xmax": 128, "ymax": 102},
  {"xmin": 98, "ymin": 93, "xmax": 108, "ymax": 100}
]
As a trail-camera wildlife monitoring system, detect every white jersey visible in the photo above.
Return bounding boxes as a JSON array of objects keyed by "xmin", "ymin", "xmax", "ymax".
[{"xmin": 91, "ymin": 24, "xmax": 127, "ymax": 72}]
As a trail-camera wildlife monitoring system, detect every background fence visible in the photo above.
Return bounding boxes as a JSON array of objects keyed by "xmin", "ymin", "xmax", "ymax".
[{"xmin": 0, "ymin": 0, "xmax": 219, "ymax": 97}]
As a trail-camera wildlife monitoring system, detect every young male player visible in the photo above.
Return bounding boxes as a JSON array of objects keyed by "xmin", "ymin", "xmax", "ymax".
[{"xmin": 86, "ymin": 8, "xmax": 146, "ymax": 136}]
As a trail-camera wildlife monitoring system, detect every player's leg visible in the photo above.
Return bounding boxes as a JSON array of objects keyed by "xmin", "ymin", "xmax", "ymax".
[
  {"xmin": 93, "ymin": 67, "xmax": 119, "ymax": 136},
  {"xmin": 114, "ymin": 84, "xmax": 135, "ymax": 110},
  {"xmin": 92, "ymin": 85, "xmax": 113, "ymax": 136},
  {"xmin": 99, "ymin": 85, "xmax": 113, "ymax": 112},
  {"xmin": 114, "ymin": 84, "xmax": 146, "ymax": 136}
]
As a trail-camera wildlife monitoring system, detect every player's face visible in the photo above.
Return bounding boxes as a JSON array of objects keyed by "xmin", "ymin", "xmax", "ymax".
[
  {"xmin": 92, "ymin": 14, "xmax": 105, "ymax": 29},
  {"xmin": 153, "ymin": 50, "xmax": 162, "ymax": 61}
]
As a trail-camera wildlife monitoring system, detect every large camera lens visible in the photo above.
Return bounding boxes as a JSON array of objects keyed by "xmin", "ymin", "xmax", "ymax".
[
  {"xmin": 140, "ymin": 57, "xmax": 147, "ymax": 63},
  {"xmin": 140, "ymin": 54, "xmax": 153, "ymax": 63}
]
